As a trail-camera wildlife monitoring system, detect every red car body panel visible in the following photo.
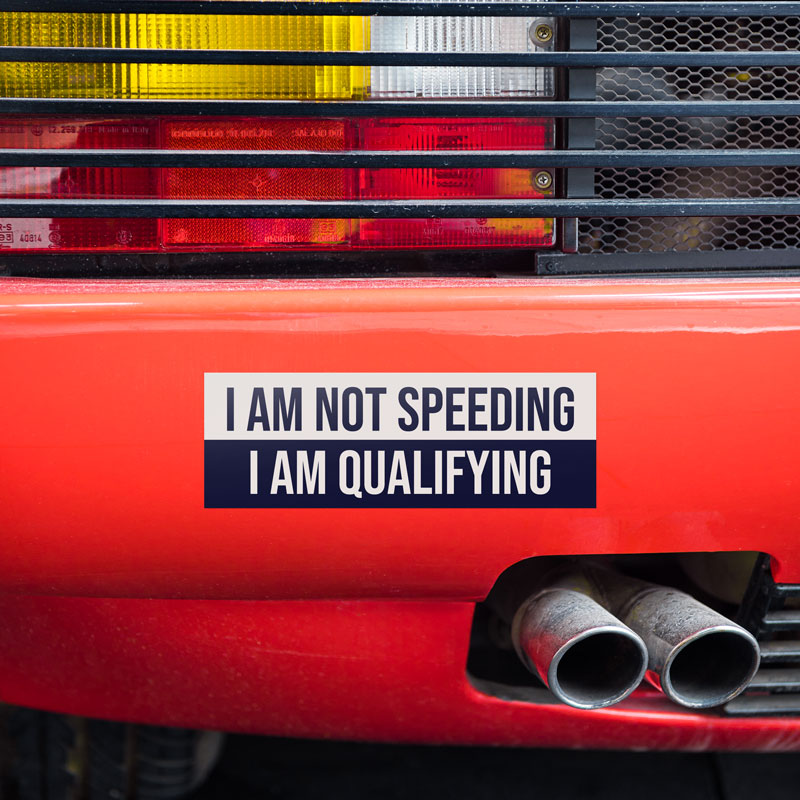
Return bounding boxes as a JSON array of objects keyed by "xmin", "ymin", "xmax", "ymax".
[
  {"xmin": 1, "ymin": 276, "xmax": 800, "ymax": 748},
  {"xmin": 2, "ymin": 595, "xmax": 800, "ymax": 750}
]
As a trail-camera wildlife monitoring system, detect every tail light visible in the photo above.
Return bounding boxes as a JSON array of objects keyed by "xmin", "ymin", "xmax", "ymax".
[{"xmin": 0, "ymin": 8, "xmax": 556, "ymax": 253}]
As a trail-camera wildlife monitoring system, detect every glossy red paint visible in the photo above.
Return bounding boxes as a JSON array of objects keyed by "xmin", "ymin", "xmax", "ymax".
[
  {"xmin": 1, "ymin": 276, "xmax": 800, "ymax": 746},
  {"xmin": 2, "ymin": 277, "xmax": 800, "ymax": 598}
]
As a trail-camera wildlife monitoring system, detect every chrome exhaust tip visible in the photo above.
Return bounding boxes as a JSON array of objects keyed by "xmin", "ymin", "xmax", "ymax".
[
  {"xmin": 513, "ymin": 588, "xmax": 649, "ymax": 710},
  {"xmin": 619, "ymin": 588, "xmax": 761, "ymax": 709}
]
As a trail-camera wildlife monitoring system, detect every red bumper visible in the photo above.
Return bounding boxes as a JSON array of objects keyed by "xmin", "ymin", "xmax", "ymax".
[{"xmin": 2, "ymin": 276, "xmax": 800, "ymax": 748}]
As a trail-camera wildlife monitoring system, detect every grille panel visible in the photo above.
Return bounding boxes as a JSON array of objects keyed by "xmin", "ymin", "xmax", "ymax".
[
  {"xmin": 595, "ymin": 167, "xmax": 800, "ymax": 199},
  {"xmin": 579, "ymin": 216, "xmax": 800, "ymax": 254},
  {"xmin": 598, "ymin": 15, "xmax": 800, "ymax": 52},
  {"xmin": 596, "ymin": 116, "xmax": 800, "ymax": 150},
  {"xmin": 598, "ymin": 66, "xmax": 800, "ymax": 102},
  {"xmin": 576, "ymin": 12, "xmax": 800, "ymax": 264},
  {"xmin": 0, "ymin": 2, "xmax": 800, "ymax": 273},
  {"xmin": 726, "ymin": 556, "xmax": 800, "ymax": 716}
]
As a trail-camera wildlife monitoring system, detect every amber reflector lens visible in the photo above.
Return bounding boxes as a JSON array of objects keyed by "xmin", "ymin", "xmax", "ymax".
[{"xmin": 0, "ymin": 13, "xmax": 369, "ymax": 99}]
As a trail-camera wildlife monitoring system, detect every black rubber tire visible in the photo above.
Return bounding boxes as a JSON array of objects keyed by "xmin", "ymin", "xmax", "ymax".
[{"xmin": 7, "ymin": 708, "xmax": 224, "ymax": 800}]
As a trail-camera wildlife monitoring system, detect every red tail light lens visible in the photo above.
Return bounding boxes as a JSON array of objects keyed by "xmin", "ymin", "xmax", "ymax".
[
  {"xmin": 0, "ymin": 219, "xmax": 157, "ymax": 252},
  {"xmin": 358, "ymin": 118, "xmax": 552, "ymax": 151},
  {"xmin": 166, "ymin": 219, "xmax": 352, "ymax": 250},
  {"xmin": 0, "ymin": 119, "xmax": 160, "ymax": 250},
  {"xmin": 0, "ymin": 117, "xmax": 555, "ymax": 252}
]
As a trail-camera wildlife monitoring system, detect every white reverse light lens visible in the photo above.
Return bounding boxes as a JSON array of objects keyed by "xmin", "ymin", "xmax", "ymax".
[{"xmin": 370, "ymin": 13, "xmax": 554, "ymax": 98}]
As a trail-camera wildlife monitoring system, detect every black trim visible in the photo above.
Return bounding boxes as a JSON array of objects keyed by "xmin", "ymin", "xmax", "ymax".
[
  {"xmin": 6, "ymin": 148, "xmax": 800, "ymax": 168},
  {"xmin": 538, "ymin": 250, "xmax": 800, "ymax": 274},
  {"xmin": 1, "ymin": 198, "xmax": 799, "ymax": 218},
  {"xmin": 0, "ymin": 1, "xmax": 798, "ymax": 17},
  {"xmin": 5, "ymin": 47, "xmax": 800, "ymax": 68},
  {"xmin": 4, "ymin": 99, "xmax": 799, "ymax": 117},
  {"xmin": 0, "ymin": 249, "xmax": 537, "ymax": 278}
]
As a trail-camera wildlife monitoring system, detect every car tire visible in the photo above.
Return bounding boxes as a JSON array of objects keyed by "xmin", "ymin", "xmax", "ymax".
[{"xmin": 7, "ymin": 707, "xmax": 224, "ymax": 800}]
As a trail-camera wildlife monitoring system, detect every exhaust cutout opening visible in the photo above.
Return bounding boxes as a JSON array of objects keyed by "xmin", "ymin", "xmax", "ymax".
[
  {"xmin": 552, "ymin": 630, "xmax": 647, "ymax": 709},
  {"xmin": 466, "ymin": 551, "xmax": 765, "ymax": 708},
  {"xmin": 664, "ymin": 629, "xmax": 760, "ymax": 709}
]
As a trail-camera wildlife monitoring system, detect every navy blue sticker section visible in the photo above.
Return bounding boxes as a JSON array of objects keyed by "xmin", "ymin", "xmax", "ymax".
[{"xmin": 204, "ymin": 440, "xmax": 596, "ymax": 509}]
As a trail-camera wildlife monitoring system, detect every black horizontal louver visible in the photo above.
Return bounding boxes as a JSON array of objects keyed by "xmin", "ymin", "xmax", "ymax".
[
  {"xmin": 726, "ymin": 555, "xmax": 800, "ymax": 716},
  {"xmin": 0, "ymin": 0, "xmax": 799, "ymax": 274}
]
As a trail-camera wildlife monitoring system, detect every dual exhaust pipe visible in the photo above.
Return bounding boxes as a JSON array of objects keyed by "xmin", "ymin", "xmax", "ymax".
[{"xmin": 508, "ymin": 564, "xmax": 760, "ymax": 710}]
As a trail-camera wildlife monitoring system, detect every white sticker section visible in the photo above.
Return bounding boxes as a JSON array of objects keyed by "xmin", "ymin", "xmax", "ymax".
[{"xmin": 204, "ymin": 373, "xmax": 595, "ymax": 442}]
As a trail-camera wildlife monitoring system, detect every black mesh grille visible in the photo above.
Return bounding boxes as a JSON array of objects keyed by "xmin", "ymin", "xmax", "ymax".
[
  {"xmin": 598, "ymin": 66, "xmax": 800, "ymax": 102},
  {"xmin": 596, "ymin": 116, "xmax": 800, "ymax": 150},
  {"xmin": 596, "ymin": 167, "xmax": 800, "ymax": 198},
  {"xmin": 578, "ymin": 14, "xmax": 800, "ymax": 259},
  {"xmin": 580, "ymin": 216, "xmax": 800, "ymax": 254},
  {"xmin": 597, "ymin": 15, "xmax": 800, "ymax": 53}
]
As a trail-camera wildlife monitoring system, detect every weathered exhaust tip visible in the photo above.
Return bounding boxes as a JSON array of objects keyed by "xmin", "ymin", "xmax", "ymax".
[
  {"xmin": 659, "ymin": 627, "xmax": 761, "ymax": 709},
  {"xmin": 549, "ymin": 627, "xmax": 650, "ymax": 710},
  {"xmin": 513, "ymin": 589, "xmax": 648, "ymax": 710},
  {"xmin": 618, "ymin": 587, "xmax": 761, "ymax": 709}
]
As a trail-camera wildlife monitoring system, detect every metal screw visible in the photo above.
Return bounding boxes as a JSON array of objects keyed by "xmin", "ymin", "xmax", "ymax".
[
  {"xmin": 531, "ymin": 23, "xmax": 553, "ymax": 44},
  {"xmin": 534, "ymin": 170, "xmax": 553, "ymax": 190}
]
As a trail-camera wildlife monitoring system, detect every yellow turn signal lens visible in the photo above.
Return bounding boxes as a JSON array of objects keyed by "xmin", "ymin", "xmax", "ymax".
[{"xmin": 0, "ymin": 12, "xmax": 370, "ymax": 99}]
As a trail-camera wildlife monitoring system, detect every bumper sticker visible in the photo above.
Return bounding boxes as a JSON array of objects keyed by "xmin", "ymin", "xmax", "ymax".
[{"xmin": 204, "ymin": 373, "xmax": 596, "ymax": 509}]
